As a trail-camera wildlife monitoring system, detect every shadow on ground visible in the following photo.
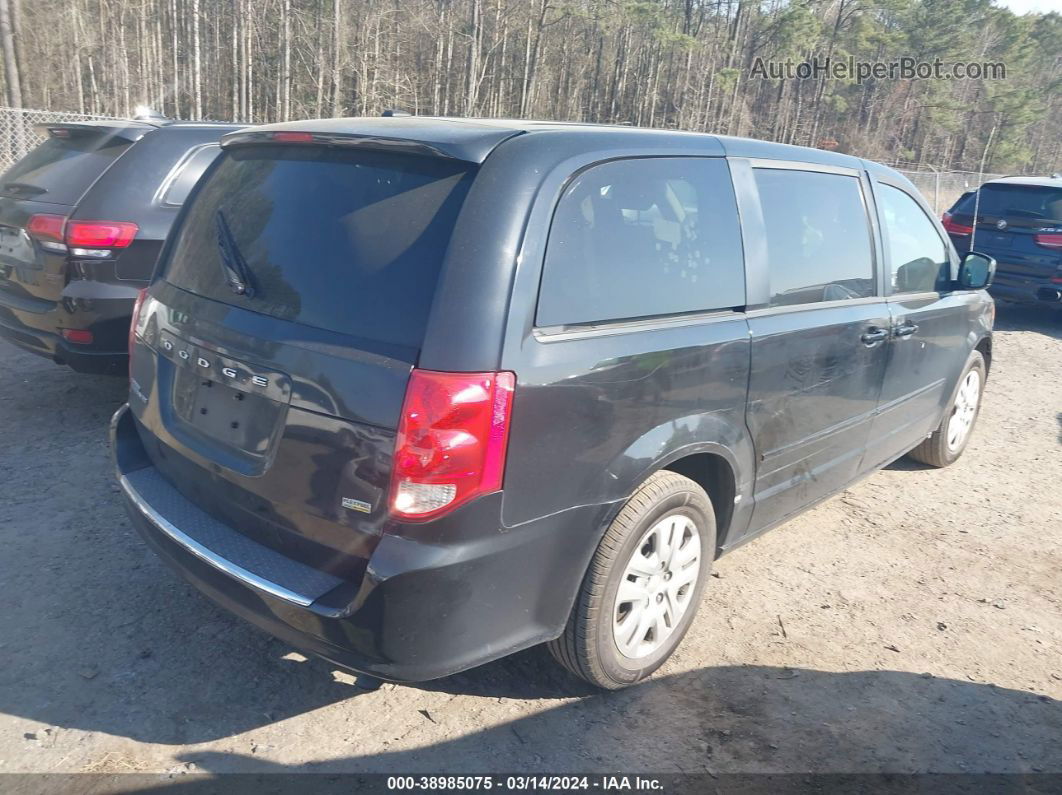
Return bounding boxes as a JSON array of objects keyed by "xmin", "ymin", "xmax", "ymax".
[
  {"xmin": 161, "ymin": 666, "xmax": 1058, "ymax": 774},
  {"xmin": 993, "ymin": 301, "xmax": 1062, "ymax": 341}
]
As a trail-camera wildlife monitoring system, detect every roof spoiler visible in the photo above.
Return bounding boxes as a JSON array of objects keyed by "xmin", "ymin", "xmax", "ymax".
[
  {"xmin": 221, "ymin": 129, "xmax": 457, "ymax": 159},
  {"xmin": 221, "ymin": 118, "xmax": 524, "ymax": 163},
  {"xmin": 220, "ymin": 128, "xmax": 515, "ymax": 163},
  {"xmin": 33, "ymin": 122, "xmax": 154, "ymax": 143}
]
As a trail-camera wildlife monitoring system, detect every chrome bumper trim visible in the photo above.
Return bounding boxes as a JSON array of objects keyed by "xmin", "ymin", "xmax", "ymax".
[{"xmin": 119, "ymin": 474, "xmax": 314, "ymax": 607}]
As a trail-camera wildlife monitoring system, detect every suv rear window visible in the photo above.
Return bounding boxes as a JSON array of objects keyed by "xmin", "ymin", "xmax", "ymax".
[
  {"xmin": 0, "ymin": 133, "xmax": 132, "ymax": 205},
  {"xmin": 953, "ymin": 183, "xmax": 1062, "ymax": 224},
  {"xmin": 163, "ymin": 145, "xmax": 475, "ymax": 350}
]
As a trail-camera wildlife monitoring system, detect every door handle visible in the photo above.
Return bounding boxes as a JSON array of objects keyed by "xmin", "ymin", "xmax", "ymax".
[
  {"xmin": 860, "ymin": 327, "xmax": 889, "ymax": 346},
  {"xmin": 893, "ymin": 322, "xmax": 919, "ymax": 338}
]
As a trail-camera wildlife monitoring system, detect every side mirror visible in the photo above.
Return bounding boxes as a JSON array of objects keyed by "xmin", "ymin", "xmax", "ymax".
[{"xmin": 957, "ymin": 251, "xmax": 996, "ymax": 290}]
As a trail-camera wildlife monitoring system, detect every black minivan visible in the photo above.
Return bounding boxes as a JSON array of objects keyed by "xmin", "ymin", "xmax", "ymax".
[
  {"xmin": 0, "ymin": 118, "xmax": 243, "ymax": 373},
  {"xmin": 112, "ymin": 118, "xmax": 995, "ymax": 689}
]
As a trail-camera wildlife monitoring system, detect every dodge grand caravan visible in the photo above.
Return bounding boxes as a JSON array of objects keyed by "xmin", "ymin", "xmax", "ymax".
[
  {"xmin": 112, "ymin": 118, "xmax": 995, "ymax": 689},
  {"xmin": 0, "ymin": 118, "xmax": 243, "ymax": 373}
]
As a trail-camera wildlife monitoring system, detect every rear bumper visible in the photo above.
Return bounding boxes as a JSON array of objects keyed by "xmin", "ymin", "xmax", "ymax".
[
  {"xmin": 111, "ymin": 404, "xmax": 599, "ymax": 682},
  {"xmin": 0, "ymin": 282, "xmax": 136, "ymax": 374},
  {"xmin": 989, "ymin": 275, "xmax": 1062, "ymax": 305},
  {"xmin": 0, "ymin": 321, "xmax": 127, "ymax": 373}
]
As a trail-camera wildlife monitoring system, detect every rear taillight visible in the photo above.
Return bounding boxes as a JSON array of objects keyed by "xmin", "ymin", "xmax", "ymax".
[
  {"xmin": 129, "ymin": 288, "xmax": 148, "ymax": 361},
  {"xmin": 26, "ymin": 213, "xmax": 66, "ymax": 250},
  {"xmin": 390, "ymin": 369, "xmax": 515, "ymax": 521},
  {"xmin": 66, "ymin": 220, "xmax": 138, "ymax": 252},
  {"xmin": 60, "ymin": 329, "xmax": 94, "ymax": 345},
  {"xmin": 25, "ymin": 215, "xmax": 138, "ymax": 257},
  {"xmin": 1034, "ymin": 233, "xmax": 1062, "ymax": 250},
  {"xmin": 942, "ymin": 212, "xmax": 973, "ymax": 236}
]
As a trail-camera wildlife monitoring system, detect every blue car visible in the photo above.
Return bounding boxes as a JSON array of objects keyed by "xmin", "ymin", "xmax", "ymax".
[{"xmin": 943, "ymin": 175, "xmax": 1062, "ymax": 308}]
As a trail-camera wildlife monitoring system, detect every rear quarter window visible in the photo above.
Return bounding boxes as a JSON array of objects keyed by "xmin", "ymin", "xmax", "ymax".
[
  {"xmin": 536, "ymin": 157, "xmax": 745, "ymax": 327},
  {"xmin": 163, "ymin": 145, "xmax": 475, "ymax": 350},
  {"xmin": 156, "ymin": 144, "xmax": 222, "ymax": 207}
]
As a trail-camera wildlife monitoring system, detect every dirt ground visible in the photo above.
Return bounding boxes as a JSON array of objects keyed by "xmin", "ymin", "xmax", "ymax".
[{"xmin": 0, "ymin": 303, "xmax": 1059, "ymax": 780}]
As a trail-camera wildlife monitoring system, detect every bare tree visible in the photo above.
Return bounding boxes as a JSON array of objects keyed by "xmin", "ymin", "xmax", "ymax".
[
  {"xmin": 3, "ymin": 0, "xmax": 1059, "ymax": 174},
  {"xmin": 0, "ymin": 0, "xmax": 23, "ymax": 107}
]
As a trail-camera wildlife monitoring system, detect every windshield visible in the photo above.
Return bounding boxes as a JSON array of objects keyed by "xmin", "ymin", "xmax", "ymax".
[
  {"xmin": 953, "ymin": 183, "xmax": 1062, "ymax": 225},
  {"xmin": 0, "ymin": 133, "xmax": 132, "ymax": 205},
  {"xmin": 163, "ymin": 145, "xmax": 476, "ymax": 350}
]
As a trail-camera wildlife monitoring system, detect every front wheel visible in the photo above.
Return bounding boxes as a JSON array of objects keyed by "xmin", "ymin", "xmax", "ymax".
[
  {"xmin": 907, "ymin": 351, "xmax": 986, "ymax": 468},
  {"xmin": 548, "ymin": 471, "xmax": 716, "ymax": 689}
]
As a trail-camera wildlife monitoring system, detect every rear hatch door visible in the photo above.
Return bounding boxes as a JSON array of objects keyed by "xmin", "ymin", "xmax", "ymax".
[
  {"xmin": 130, "ymin": 137, "xmax": 492, "ymax": 580},
  {"xmin": 952, "ymin": 182, "xmax": 1062, "ymax": 283},
  {"xmin": 0, "ymin": 123, "xmax": 144, "ymax": 303}
]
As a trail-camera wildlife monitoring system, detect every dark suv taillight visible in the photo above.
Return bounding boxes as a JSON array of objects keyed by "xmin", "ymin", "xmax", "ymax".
[
  {"xmin": 66, "ymin": 220, "xmax": 138, "ymax": 249},
  {"xmin": 26, "ymin": 213, "xmax": 67, "ymax": 252},
  {"xmin": 941, "ymin": 212, "xmax": 973, "ymax": 237},
  {"xmin": 1033, "ymin": 233, "xmax": 1062, "ymax": 250},
  {"xmin": 26, "ymin": 214, "xmax": 138, "ymax": 257},
  {"xmin": 390, "ymin": 369, "xmax": 515, "ymax": 521}
]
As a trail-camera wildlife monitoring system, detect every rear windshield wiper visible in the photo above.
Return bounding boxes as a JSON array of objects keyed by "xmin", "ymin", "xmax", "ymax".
[
  {"xmin": 1, "ymin": 182, "xmax": 47, "ymax": 196},
  {"xmin": 214, "ymin": 210, "xmax": 254, "ymax": 297}
]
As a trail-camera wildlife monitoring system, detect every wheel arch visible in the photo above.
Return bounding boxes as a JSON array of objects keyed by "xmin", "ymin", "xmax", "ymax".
[
  {"xmin": 609, "ymin": 411, "xmax": 755, "ymax": 555},
  {"xmin": 974, "ymin": 334, "xmax": 992, "ymax": 377},
  {"xmin": 660, "ymin": 451, "xmax": 739, "ymax": 552}
]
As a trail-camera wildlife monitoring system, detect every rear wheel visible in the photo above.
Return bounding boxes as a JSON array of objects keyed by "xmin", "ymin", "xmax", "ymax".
[
  {"xmin": 907, "ymin": 352, "xmax": 986, "ymax": 468},
  {"xmin": 548, "ymin": 471, "xmax": 715, "ymax": 689}
]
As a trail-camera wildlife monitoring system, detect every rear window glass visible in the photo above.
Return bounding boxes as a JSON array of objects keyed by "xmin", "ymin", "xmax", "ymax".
[
  {"xmin": 536, "ymin": 157, "xmax": 745, "ymax": 327},
  {"xmin": 0, "ymin": 133, "xmax": 132, "ymax": 205},
  {"xmin": 954, "ymin": 184, "xmax": 1062, "ymax": 224},
  {"xmin": 163, "ymin": 145, "xmax": 475, "ymax": 349}
]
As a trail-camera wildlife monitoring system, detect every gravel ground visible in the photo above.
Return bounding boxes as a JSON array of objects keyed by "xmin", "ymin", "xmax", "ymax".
[{"xmin": 0, "ymin": 303, "xmax": 1059, "ymax": 779}]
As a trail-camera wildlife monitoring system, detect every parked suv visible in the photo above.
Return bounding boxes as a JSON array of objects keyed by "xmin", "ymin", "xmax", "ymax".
[
  {"xmin": 0, "ymin": 117, "xmax": 244, "ymax": 374},
  {"xmin": 942, "ymin": 175, "xmax": 1062, "ymax": 307},
  {"xmin": 111, "ymin": 118, "xmax": 995, "ymax": 689}
]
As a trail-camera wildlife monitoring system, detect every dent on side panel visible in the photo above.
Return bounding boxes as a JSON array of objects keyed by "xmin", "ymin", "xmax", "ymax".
[{"xmin": 502, "ymin": 319, "xmax": 754, "ymax": 531}]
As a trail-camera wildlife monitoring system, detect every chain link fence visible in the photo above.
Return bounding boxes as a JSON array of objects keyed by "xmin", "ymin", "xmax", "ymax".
[
  {"xmin": 891, "ymin": 165, "xmax": 1011, "ymax": 216},
  {"xmin": 0, "ymin": 106, "xmax": 118, "ymax": 173}
]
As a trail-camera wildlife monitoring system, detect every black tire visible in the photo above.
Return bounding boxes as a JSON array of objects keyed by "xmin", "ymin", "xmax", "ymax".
[
  {"xmin": 548, "ymin": 470, "xmax": 716, "ymax": 689},
  {"xmin": 906, "ymin": 351, "xmax": 986, "ymax": 468}
]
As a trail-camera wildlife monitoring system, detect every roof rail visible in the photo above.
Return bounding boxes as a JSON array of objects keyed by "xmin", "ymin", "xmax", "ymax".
[{"xmin": 381, "ymin": 109, "xmax": 411, "ymax": 117}]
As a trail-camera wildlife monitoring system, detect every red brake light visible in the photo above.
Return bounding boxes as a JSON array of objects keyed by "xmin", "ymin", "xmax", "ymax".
[
  {"xmin": 272, "ymin": 131, "xmax": 315, "ymax": 143},
  {"xmin": 390, "ymin": 369, "xmax": 515, "ymax": 521},
  {"xmin": 66, "ymin": 220, "xmax": 138, "ymax": 248},
  {"xmin": 26, "ymin": 213, "xmax": 66, "ymax": 243},
  {"xmin": 129, "ymin": 288, "xmax": 148, "ymax": 361},
  {"xmin": 61, "ymin": 329, "xmax": 94, "ymax": 345},
  {"xmin": 941, "ymin": 212, "xmax": 973, "ymax": 236},
  {"xmin": 1034, "ymin": 233, "xmax": 1062, "ymax": 250}
]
